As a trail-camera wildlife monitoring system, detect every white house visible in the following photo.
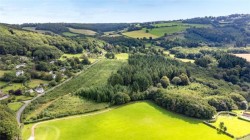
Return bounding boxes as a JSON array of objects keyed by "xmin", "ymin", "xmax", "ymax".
[
  {"xmin": 35, "ymin": 87, "xmax": 44, "ymax": 94},
  {"xmin": 16, "ymin": 70, "xmax": 24, "ymax": 77},
  {"xmin": 16, "ymin": 63, "xmax": 26, "ymax": 69},
  {"xmin": 52, "ymin": 74, "xmax": 57, "ymax": 79},
  {"xmin": 50, "ymin": 61, "xmax": 55, "ymax": 64}
]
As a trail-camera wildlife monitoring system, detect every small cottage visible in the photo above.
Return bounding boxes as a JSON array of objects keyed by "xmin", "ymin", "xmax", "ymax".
[{"xmin": 35, "ymin": 87, "xmax": 44, "ymax": 94}]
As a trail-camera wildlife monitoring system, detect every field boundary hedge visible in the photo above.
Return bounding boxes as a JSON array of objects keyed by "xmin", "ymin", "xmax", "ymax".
[
  {"xmin": 23, "ymin": 101, "xmax": 146, "ymax": 124},
  {"xmin": 203, "ymin": 121, "xmax": 235, "ymax": 138}
]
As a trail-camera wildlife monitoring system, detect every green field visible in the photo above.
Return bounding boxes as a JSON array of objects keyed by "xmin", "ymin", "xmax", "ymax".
[
  {"xmin": 68, "ymin": 28, "xmax": 96, "ymax": 36},
  {"xmin": 123, "ymin": 22, "xmax": 211, "ymax": 39},
  {"xmin": 59, "ymin": 53, "xmax": 97, "ymax": 63},
  {"xmin": 211, "ymin": 114, "xmax": 250, "ymax": 138},
  {"xmin": 0, "ymin": 81, "xmax": 7, "ymax": 87},
  {"xmin": 0, "ymin": 70, "xmax": 10, "ymax": 77},
  {"xmin": 122, "ymin": 29, "xmax": 158, "ymax": 39},
  {"xmin": 28, "ymin": 79, "xmax": 49, "ymax": 88},
  {"xmin": 164, "ymin": 51, "xmax": 195, "ymax": 63},
  {"xmin": 123, "ymin": 26, "xmax": 186, "ymax": 39},
  {"xmin": 23, "ymin": 59, "xmax": 125, "ymax": 122},
  {"xmin": 22, "ymin": 102, "xmax": 231, "ymax": 140},
  {"xmin": 154, "ymin": 22, "xmax": 184, "ymax": 27},
  {"xmin": 115, "ymin": 53, "xmax": 129, "ymax": 60},
  {"xmin": 62, "ymin": 32, "xmax": 78, "ymax": 37},
  {"xmin": 2, "ymin": 83, "xmax": 24, "ymax": 93},
  {"xmin": 22, "ymin": 27, "xmax": 54, "ymax": 34},
  {"xmin": 148, "ymin": 26, "xmax": 188, "ymax": 36},
  {"xmin": 7, "ymin": 102, "xmax": 24, "ymax": 112},
  {"xmin": 59, "ymin": 53, "xmax": 83, "ymax": 60},
  {"xmin": 154, "ymin": 22, "xmax": 211, "ymax": 28}
]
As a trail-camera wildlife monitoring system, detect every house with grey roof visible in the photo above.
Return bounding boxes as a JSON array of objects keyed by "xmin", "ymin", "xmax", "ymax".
[{"xmin": 35, "ymin": 87, "xmax": 44, "ymax": 94}]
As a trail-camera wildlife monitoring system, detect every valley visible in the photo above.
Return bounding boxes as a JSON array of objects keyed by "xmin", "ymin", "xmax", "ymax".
[{"xmin": 1, "ymin": 14, "xmax": 250, "ymax": 140}]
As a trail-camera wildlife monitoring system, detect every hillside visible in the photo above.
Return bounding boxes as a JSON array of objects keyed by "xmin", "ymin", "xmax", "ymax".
[{"xmin": 0, "ymin": 24, "xmax": 85, "ymax": 60}]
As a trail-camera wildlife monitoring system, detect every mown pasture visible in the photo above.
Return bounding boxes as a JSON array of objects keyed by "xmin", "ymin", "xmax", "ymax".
[
  {"xmin": 122, "ymin": 29, "xmax": 158, "ymax": 39},
  {"xmin": 22, "ymin": 102, "xmax": 231, "ymax": 140}
]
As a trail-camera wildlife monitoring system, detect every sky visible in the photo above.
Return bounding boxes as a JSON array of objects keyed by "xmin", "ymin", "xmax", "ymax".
[{"xmin": 0, "ymin": 0, "xmax": 250, "ymax": 24}]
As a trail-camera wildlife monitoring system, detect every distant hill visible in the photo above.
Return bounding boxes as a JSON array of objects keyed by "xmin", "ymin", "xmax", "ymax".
[{"xmin": 21, "ymin": 23, "xmax": 131, "ymax": 34}]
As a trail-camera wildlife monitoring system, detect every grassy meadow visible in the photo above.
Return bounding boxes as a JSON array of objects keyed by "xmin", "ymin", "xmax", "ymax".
[
  {"xmin": 164, "ymin": 51, "xmax": 195, "ymax": 63},
  {"xmin": 2, "ymin": 83, "xmax": 24, "ymax": 93},
  {"xmin": 0, "ymin": 70, "xmax": 10, "ymax": 77},
  {"xmin": 68, "ymin": 28, "xmax": 96, "ymax": 36},
  {"xmin": 22, "ymin": 27, "xmax": 54, "ymax": 34},
  {"xmin": 28, "ymin": 79, "xmax": 49, "ymax": 88},
  {"xmin": 22, "ymin": 102, "xmax": 231, "ymax": 140},
  {"xmin": 123, "ymin": 22, "xmax": 211, "ymax": 39},
  {"xmin": 115, "ymin": 53, "xmax": 129, "ymax": 60},
  {"xmin": 122, "ymin": 30, "xmax": 158, "ymax": 39},
  {"xmin": 62, "ymin": 32, "xmax": 78, "ymax": 37},
  {"xmin": 7, "ymin": 102, "xmax": 24, "ymax": 112},
  {"xmin": 59, "ymin": 53, "xmax": 84, "ymax": 60},
  {"xmin": 148, "ymin": 26, "xmax": 188, "ymax": 36}
]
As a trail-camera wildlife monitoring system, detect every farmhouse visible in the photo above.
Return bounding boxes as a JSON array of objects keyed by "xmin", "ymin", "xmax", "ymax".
[
  {"xmin": 16, "ymin": 70, "xmax": 24, "ymax": 76},
  {"xmin": 35, "ymin": 87, "xmax": 44, "ymax": 94}
]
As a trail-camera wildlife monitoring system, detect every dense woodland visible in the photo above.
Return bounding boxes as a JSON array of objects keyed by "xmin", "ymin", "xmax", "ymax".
[{"xmin": 76, "ymin": 54, "xmax": 248, "ymax": 119}]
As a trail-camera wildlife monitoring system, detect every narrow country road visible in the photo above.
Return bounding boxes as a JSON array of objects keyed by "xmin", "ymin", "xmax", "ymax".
[
  {"xmin": 0, "ymin": 94, "xmax": 10, "ymax": 101},
  {"xmin": 16, "ymin": 60, "xmax": 100, "ymax": 125}
]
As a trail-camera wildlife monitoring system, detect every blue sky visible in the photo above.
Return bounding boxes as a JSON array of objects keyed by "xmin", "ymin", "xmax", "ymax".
[{"xmin": 0, "ymin": 0, "xmax": 250, "ymax": 24}]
